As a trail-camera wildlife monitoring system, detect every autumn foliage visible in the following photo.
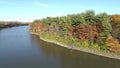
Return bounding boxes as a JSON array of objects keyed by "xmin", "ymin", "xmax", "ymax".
[
  {"xmin": 106, "ymin": 36, "xmax": 120, "ymax": 52},
  {"xmin": 0, "ymin": 21, "xmax": 28, "ymax": 29},
  {"xmin": 110, "ymin": 15, "xmax": 120, "ymax": 40},
  {"xmin": 29, "ymin": 10, "xmax": 120, "ymax": 53},
  {"xmin": 29, "ymin": 23, "xmax": 44, "ymax": 34}
]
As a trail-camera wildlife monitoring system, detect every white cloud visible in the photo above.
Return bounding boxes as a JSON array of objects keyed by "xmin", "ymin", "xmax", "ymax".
[
  {"xmin": 0, "ymin": 1, "xmax": 15, "ymax": 5},
  {"xmin": 33, "ymin": 2, "xmax": 51, "ymax": 7}
]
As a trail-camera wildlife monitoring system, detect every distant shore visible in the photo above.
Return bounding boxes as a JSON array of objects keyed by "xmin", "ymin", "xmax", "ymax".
[
  {"xmin": 0, "ymin": 21, "xmax": 28, "ymax": 29},
  {"xmin": 30, "ymin": 32, "xmax": 120, "ymax": 60}
]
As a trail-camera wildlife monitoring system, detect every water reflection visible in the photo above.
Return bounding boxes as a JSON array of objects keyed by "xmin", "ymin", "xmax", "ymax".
[
  {"xmin": 32, "ymin": 35, "xmax": 120, "ymax": 68},
  {"xmin": 0, "ymin": 26, "xmax": 120, "ymax": 68}
]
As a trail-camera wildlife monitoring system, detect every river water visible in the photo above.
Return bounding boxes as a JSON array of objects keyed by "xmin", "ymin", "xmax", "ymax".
[{"xmin": 0, "ymin": 26, "xmax": 120, "ymax": 68}]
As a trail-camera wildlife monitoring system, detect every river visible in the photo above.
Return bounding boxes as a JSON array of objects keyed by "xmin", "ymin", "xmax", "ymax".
[{"xmin": 0, "ymin": 26, "xmax": 120, "ymax": 68}]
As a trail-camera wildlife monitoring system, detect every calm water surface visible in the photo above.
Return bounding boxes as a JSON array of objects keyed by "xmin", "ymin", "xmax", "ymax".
[{"xmin": 0, "ymin": 26, "xmax": 120, "ymax": 68}]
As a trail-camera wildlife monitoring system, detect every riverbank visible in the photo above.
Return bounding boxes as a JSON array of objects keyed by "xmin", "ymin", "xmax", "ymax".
[
  {"xmin": 0, "ymin": 21, "xmax": 29, "ymax": 29},
  {"xmin": 30, "ymin": 32, "xmax": 120, "ymax": 60}
]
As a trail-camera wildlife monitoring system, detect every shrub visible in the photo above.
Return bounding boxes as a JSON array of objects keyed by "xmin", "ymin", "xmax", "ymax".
[{"xmin": 106, "ymin": 35, "xmax": 120, "ymax": 52}]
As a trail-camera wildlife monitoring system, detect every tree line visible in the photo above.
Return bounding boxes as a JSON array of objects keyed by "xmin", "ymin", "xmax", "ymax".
[
  {"xmin": 0, "ymin": 21, "xmax": 29, "ymax": 29},
  {"xmin": 29, "ymin": 10, "xmax": 120, "ymax": 52}
]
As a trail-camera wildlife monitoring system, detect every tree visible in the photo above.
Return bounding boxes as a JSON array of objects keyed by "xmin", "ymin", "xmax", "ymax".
[
  {"xmin": 84, "ymin": 10, "xmax": 96, "ymax": 25},
  {"xmin": 101, "ymin": 13, "xmax": 112, "ymax": 36},
  {"xmin": 110, "ymin": 15, "xmax": 120, "ymax": 40}
]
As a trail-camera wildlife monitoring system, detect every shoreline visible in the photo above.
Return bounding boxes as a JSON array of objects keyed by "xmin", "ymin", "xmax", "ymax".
[{"xmin": 30, "ymin": 32, "xmax": 120, "ymax": 60}]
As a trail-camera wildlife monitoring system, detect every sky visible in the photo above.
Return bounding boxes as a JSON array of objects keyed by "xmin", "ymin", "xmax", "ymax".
[{"xmin": 0, "ymin": 0, "xmax": 120, "ymax": 22}]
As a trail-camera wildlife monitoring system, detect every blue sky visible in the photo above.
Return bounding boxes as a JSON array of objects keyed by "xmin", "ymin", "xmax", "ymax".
[{"xmin": 0, "ymin": 0, "xmax": 120, "ymax": 22}]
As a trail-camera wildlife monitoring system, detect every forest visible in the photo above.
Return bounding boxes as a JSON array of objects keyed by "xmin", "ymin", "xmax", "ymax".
[
  {"xmin": 29, "ymin": 10, "xmax": 120, "ymax": 53},
  {"xmin": 0, "ymin": 21, "xmax": 28, "ymax": 29}
]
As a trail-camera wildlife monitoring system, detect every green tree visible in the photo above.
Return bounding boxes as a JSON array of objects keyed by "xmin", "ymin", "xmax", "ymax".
[
  {"xmin": 84, "ymin": 10, "xmax": 96, "ymax": 25},
  {"xmin": 101, "ymin": 13, "xmax": 112, "ymax": 36}
]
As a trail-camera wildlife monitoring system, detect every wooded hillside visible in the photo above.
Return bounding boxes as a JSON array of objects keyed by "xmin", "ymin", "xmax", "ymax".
[{"xmin": 29, "ymin": 10, "xmax": 120, "ymax": 52}]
